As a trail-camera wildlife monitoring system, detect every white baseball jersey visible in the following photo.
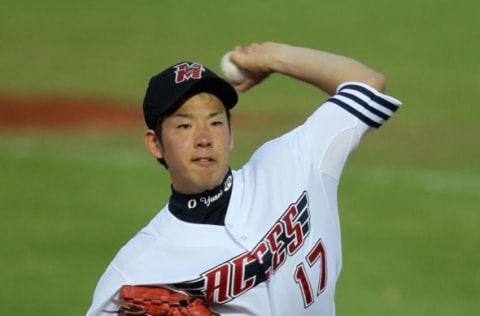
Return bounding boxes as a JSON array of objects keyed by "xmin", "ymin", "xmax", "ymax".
[{"xmin": 86, "ymin": 82, "xmax": 401, "ymax": 315}]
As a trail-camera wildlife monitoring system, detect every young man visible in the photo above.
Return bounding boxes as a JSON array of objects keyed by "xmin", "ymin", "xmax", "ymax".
[{"xmin": 86, "ymin": 42, "xmax": 401, "ymax": 315}]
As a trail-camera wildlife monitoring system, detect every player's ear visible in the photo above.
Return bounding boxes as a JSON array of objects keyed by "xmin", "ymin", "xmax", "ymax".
[
  {"xmin": 144, "ymin": 129, "xmax": 164, "ymax": 159},
  {"xmin": 229, "ymin": 130, "xmax": 234, "ymax": 151}
]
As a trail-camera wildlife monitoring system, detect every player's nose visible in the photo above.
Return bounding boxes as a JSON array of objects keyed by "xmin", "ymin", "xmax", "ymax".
[{"xmin": 194, "ymin": 126, "xmax": 212, "ymax": 148}]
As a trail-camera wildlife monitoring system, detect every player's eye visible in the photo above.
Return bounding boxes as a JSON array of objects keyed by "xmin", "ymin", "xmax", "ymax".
[
  {"xmin": 177, "ymin": 124, "xmax": 191, "ymax": 129},
  {"xmin": 211, "ymin": 121, "xmax": 224, "ymax": 126}
]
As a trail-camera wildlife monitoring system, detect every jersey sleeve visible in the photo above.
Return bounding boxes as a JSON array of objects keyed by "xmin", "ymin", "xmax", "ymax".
[
  {"xmin": 301, "ymin": 81, "xmax": 402, "ymax": 179},
  {"xmin": 85, "ymin": 264, "xmax": 127, "ymax": 315},
  {"xmin": 331, "ymin": 82, "xmax": 401, "ymax": 129},
  {"xmin": 247, "ymin": 82, "xmax": 401, "ymax": 182}
]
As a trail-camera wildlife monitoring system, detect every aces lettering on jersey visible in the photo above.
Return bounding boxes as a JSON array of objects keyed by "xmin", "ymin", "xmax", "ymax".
[{"xmin": 180, "ymin": 191, "xmax": 328, "ymax": 306}]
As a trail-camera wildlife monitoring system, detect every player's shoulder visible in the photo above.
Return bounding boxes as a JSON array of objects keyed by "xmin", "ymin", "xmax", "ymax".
[{"xmin": 111, "ymin": 206, "xmax": 170, "ymax": 260}]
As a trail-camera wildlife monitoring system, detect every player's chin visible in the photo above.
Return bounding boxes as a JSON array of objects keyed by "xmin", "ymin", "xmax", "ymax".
[
  {"xmin": 191, "ymin": 180, "xmax": 220, "ymax": 193},
  {"xmin": 194, "ymin": 171, "xmax": 225, "ymax": 191}
]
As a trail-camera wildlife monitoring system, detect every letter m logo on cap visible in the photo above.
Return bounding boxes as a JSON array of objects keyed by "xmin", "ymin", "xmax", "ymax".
[{"xmin": 174, "ymin": 62, "xmax": 205, "ymax": 83}]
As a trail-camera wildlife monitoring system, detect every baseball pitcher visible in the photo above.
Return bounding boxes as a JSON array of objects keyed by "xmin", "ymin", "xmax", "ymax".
[{"xmin": 86, "ymin": 42, "xmax": 402, "ymax": 315}]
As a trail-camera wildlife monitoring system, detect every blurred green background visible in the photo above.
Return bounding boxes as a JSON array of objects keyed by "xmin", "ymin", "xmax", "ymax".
[{"xmin": 0, "ymin": 0, "xmax": 478, "ymax": 315}]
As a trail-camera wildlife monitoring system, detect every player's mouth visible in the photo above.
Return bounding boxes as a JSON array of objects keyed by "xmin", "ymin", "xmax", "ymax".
[{"xmin": 192, "ymin": 157, "xmax": 215, "ymax": 166}]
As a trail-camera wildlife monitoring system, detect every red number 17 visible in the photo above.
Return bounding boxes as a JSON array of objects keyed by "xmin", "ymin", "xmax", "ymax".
[{"xmin": 294, "ymin": 239, "xmax": 327, "ymax": 307}]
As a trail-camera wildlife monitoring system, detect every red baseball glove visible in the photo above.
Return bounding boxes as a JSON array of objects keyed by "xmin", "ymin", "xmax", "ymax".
[{"xmin": 105, "ymin": 285, "xmax": 219, "ymax": 316}]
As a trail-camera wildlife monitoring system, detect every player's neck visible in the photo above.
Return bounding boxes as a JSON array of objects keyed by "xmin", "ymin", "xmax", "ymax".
[{"xmin": 168, "ymin": 169, "xmax": 233, "ymax": 225}]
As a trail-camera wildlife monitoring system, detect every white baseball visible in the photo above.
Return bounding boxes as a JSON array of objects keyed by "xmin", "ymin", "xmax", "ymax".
[{"xmin": 220, "ymin": 51, "xmax": 247, "ymax": 85}]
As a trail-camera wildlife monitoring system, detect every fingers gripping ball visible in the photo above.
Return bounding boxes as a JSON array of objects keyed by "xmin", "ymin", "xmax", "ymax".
[
  {"xmin": 220, "ymin": 51, "xmax": 247, "ymax": 85},
  {"xmin": 106, "ymin": 285, "xmax": 219, "ymax": 316}
]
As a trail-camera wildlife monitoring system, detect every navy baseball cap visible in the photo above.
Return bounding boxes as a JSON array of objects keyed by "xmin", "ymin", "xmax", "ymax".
[{"xmin": 143, "ymin": 61, "xmax": 238, "ymax": 129}]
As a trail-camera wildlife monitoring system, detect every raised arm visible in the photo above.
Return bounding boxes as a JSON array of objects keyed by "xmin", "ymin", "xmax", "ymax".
[{"xmin": 229, "ymin": 42, "xmax": 386, "ymax": 95}]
